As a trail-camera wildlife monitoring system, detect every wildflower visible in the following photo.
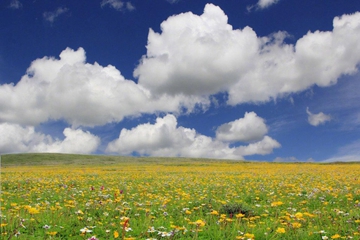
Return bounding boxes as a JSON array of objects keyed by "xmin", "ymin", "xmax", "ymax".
[
  {"xmin": 210, "ymin": 210, "xmax": 219, "ymax": 215},
  {"xmin": 236, "ymin": 213, "xmax": 245, "ymax": 218},
  {"xmin": 114, "ymin": 230, "xmax": 119, "ymax": 238},
  {"xmin": 76, "ymin": 210, "xmax": 84, "ymax": 215},
  {"xmin": 194, "ymin": 220, "xmax": 205, "ymax": 227},
  {"xmin": 235, "ymin": 213, "xmax": 245, "ymax": 218},
  {"xmin": 295, "ymin": 212, "xmax": 303, "ymax": 219},
  {"xmin": 87, "ymin": 236, "xmax": 98, "ymax": 240},
  {"xmin": 292, "ymin": 222, "xmax": 302, "ymax": 228},
  {"xmin": 276, "ymin": 227, "xmax": 286, "ymax": 233},
  {"xmin": 331, "ymin": 234, "xmax": 341, "ymax": 239},
  {"xmin": 271, "ymin": 201, "xmax": 284, "ymax": 207},
  {"xmin": 14, "ymin": 230, "xmax": 20, "ymax": 237},
  {"xmin": 27, "ymin": 207, "xmax": 40, "ymax": 214},
  {"xmin": 43, "ymin": 225, "xmax": 51, "ymax": 229},
  {"xmin": 322, "ymin": 236, "xmax": 329, "ymax": 240},
  {"xmin": 80, "ymin": 227, "xmax": 92, "ymax": 233},
  {"xmin": 47, "ymin": 232, "xmax": 57, "ymax": 236},
  {"xmin": 244, "ymin": 233, "xmax": 255, "ymax": 239}
]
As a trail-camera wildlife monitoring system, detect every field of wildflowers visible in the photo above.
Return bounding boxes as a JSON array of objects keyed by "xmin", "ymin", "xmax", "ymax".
[{"xmin": 1, "ymin": 154, "xmax": 360, "ymax": 239}]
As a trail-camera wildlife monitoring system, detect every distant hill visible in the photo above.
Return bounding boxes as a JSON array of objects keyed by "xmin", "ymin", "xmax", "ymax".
[{"xmin": 0, "ymin": 153, "xmax": 244, "ymax": 167}]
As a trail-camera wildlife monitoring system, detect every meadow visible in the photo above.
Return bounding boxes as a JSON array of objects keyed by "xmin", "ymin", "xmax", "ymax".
[{"xmin": 1, "ymin": 154, "xmax": 360, "ymax": 239}]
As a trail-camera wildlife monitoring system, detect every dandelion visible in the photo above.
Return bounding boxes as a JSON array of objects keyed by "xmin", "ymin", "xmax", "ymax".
[
  {"xmin": 244, "ymin": 233, "xmax": 255, "ymax": 239},
  {"xmin": 194, "ymin": 219, "xmax": 205, "ymax": 227},
  {"xmin": 331, "ymin": 234, "xmax": 341, "ymax": 239},
  {"xmin": 47, "ymin": 232, "xmax": 57, "ymax": 236},
  {"xmin": 114, "ymin": 230, "xmax": 119, "ymax": 238},
  {"xmin": 292, "ymin": 222, "xmax": 302, "ymax": 228},
  {"xmin": 210, "ymin": 210, "xmax": 219, "ymax": 215},
  {"xmin": 276, "ymin": 227, "xmax": 286, "ymax": 233}
]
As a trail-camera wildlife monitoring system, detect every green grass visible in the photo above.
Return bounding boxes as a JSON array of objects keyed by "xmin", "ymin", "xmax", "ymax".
[{"xmin": 0, "ymin": 153, "xmax": 245, "ymax": 167}]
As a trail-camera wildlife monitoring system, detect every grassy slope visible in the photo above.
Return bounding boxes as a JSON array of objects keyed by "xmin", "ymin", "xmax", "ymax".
[{"xmin": 0, "ymin": 153, "xmax": 245, "ymax": 167}]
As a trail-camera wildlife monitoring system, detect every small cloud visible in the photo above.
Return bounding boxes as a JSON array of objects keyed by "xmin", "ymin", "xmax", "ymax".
[
  {"xmin": 257, "ymin": 0, "xmax": 280, "ymax": 9},
  {"xmin": 306, "ymin": 107, "xmax": 331, "ymax": 126},
  {"xmin": 9, "ymin": 0, "xmax": 22, "ymax": 9},
  {"xmin": 126, "ymin": 2, "xmax": 135, "ymax": 11},
  {"xmin": 247, "ymin": 0, "xmax": 280, "ymax": 12},
  {"xmin": 101, "ymin": 0, "xmax": 135, "ymax": 12},
  {"xmin": 43, "ymin": 7, "xmax": 69, "ymax": 23}
]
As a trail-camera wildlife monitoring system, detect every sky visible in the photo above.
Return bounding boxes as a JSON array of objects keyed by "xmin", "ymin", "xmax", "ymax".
[{"xmin": 1, "ymin": 0, "xmax": 360, "ymax": 162}]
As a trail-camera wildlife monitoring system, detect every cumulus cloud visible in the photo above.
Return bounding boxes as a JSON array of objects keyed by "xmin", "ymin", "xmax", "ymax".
[
  {"xmin": 0, "ymin": 47, "xmax": 207, "ymax": 127},
  {"xmin": 0, "ymin": 123, "xmax": 100, "ymax": 154},
  {"xmin": 43, "ymin": 7, "xmax": 69, "ymax": 23},
  {"xmin": 216, "ymin": 112, "xmax": 268, "ymax": 142},
  {"xmin": 135, "ymin": 4, "xmax": 360, "ymax": 105},
  {"xmin": 306, "ymin": 107, "xmax": 331, "ymax": 126},
  {"xmin": 9, "ymin": 0, "xmax": 22, "ymax": 9},
  {"xmin": 106, "ymin": 114, "xmax": 280, "ymax": 159},
  {"xmin": 101, "ymin": 0, "xmax": 135, "ymax": 11}
]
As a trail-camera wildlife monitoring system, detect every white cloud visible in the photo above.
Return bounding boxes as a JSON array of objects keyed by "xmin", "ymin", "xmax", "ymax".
[
  {"xmin": 235, "ymin": 136, "xmax": 280, "ymax": 156},
  {"xmin": 134, "ymin": 4, "xmax": 360, "ymax": 105},
  {"xmin": 216, "ymin": 112, "xmax": 268, "ymax": 142},
  {"xmin": 9, "ymin": 0, "xmax": 22, "ymax": 9},
  {"xmin": 101, "ymin": 0, "xmax": 135, "ymax": 11},
  {"xmin": 256, "ymin": 0, "xmax": 279, "ymax": 9},
  {"xmin": 0, "ymin": 123, "xmax": 100, "ymax": 154},
  {"xmin": 106, "ymin": 114, "xmax": 280, "ymax": 159},
  {"xmin": 306, "ymin": 107, "xmax": 331, "ymax": 126},
  {"xmin": 322, "ymin": 140, "xmax": 360, "ymax": 162},
  {"xmin": 43, "ymin": 7, "xmax": 69, "ymax": 23},
  {"xmin": 0, "ymin": 47, "xmax": 207, "ymax": 127}
]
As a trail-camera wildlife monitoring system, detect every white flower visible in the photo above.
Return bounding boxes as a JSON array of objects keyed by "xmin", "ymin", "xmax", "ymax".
[
  {"xmin": 80, "ymin": 227, "xmax": 92, "ymax": 233},
  {"xmin": 43, "ymin": 225, "xmax": 51, "ymax": 229}
]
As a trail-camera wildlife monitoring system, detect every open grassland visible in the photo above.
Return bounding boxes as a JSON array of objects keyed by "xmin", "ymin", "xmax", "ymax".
[{"xmin": 1, "ymin": 154, "xmax": 360, "ymax": 239}]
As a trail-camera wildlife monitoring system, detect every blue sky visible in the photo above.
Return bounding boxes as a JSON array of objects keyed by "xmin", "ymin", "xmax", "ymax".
[{"xmin": 1, "ymin": 0, "xmax": 360, "ymax": 162}]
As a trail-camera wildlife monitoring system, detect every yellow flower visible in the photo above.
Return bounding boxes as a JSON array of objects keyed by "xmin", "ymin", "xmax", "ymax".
[
  {"xmin": 331, "ymin": 234, "xmax": 341, "ymax": 239},
  {"xmin": 236, "ymin": 213, "xmax": 245, "ymax": 218},
  {"xmin": 295, "ymin": 212, "xmax": 303, "ymax": 219},
  {"xmin": 244, "ymin": 233, "xmax": 255, "ymax": 239},
  {"xmin": 28, "ymin": 207, "xmax": 40, "ymax": 214},
  {"xmin": 271, "ymin": 201, "xmax": 283, "ymax": 207},
  {"xmin": 114, "ymin": 230, "xmax": 119, "ymax": 238},
  {"xmin": 46, "ymin": 232, "xmax": 57, "ymax": 236},
  {"xmin": 194, "ymin": 220, "xmax": 205, "ymax": 227},
  {"xmin": 292, "ymin": 222, "xmax": 302, "ymax": 228},
  {"xmin": 276, "ymin": 227, "xmax": 286, "ymax": 233},
  {"xmin": 210, "ymin": 210, "xmax": 219, "ymax": 215},
  {"xmin": 185, "ymin": 210, "xmax": 192, "ymax": 215}
]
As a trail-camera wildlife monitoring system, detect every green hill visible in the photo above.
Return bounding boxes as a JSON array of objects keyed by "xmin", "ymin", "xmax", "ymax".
[{"xmin": 0, "ymin": 153, "xmax": 244, "ymax": 167}]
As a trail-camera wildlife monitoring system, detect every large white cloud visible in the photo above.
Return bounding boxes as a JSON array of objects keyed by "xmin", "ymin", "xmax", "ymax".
[
  {"xmin": 135, "ymin": 4, "xmax": 360, "ymax": 105},
  {"xmin": 0, "ymin": 47, "xmax": 207, "ymax": 127},
  {"xmin": 0, "ymin": 123, "xmax": 100, "ymax": 154},
  {"xmin": 216, "ymin": 112, "xmax": 268, "ymax": 142},
  {"xmin": 106, "ymin": 114, "xmax": 280, "ymax": 159},
  {"xmin": 306, "ymin": 107, "xmax": 331, "ymax": 126}
]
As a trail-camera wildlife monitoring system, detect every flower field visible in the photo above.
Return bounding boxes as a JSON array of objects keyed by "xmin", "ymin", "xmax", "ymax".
[{"xmin": 1, "ymin": 156, "xmax": 360, "ymax": 239}]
